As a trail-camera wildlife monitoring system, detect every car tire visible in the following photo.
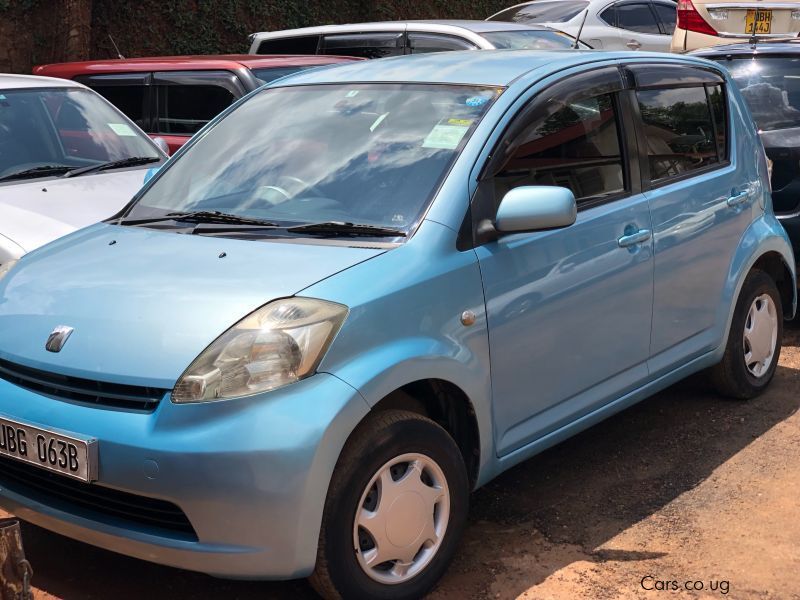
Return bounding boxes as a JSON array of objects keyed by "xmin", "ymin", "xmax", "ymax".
[
  {"xmin": 309, "ymin": 409, "xmax": 469, "ymax": 600},
  {"xmin": 710, "ymin": 269, "xmax": 783, "ymax": 399}
]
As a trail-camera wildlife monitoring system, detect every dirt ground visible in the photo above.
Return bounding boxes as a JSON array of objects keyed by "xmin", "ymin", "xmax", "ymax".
[{"xmin": 5, "ymin": 328, "xmax": 800, "ymax": 599}]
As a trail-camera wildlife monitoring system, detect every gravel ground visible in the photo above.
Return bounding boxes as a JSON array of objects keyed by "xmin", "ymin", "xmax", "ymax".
[{"xmin": 6, "ymin": 327, "xmax": 800, "ymax": 599}]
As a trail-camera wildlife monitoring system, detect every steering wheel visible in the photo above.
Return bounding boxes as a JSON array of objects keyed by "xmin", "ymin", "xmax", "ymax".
[{"xmin": 242, "ymin": 175, "xmax": 334, "ymax": 210}]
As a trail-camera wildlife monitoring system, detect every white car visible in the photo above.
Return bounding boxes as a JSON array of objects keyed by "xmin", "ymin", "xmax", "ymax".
[
  {"xmin": 487, "ymin": 0, "xmax": 677, "ymax": 51},
  {"xmin": 671, "ymin": 0, "xmax": 800, "ymax": 52},
  {"xmin": 0, "ymin": 75, "xmax": 166, "ymax": 271},
  {"xmin": 248, "ymin": 20, "xmax": 590, "ymax": 57}
]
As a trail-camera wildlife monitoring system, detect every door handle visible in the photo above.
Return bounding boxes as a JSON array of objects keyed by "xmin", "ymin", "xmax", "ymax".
[
  {"xmin": 618, "ymin": 229, "xmax": 652, "ymax": 247},
  {"xmin": 626, "ymin": 39, "xmax": 642, "ymax": 50},
  {"xmin": 727, "ymin": 190, "xmax": 750, "ymax": 207}
]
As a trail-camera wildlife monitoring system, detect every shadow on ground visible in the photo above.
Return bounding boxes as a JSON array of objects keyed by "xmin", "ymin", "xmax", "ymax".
[{"xmin": 18, "ymin": 332, "xmax": 800, "ymax": 599}]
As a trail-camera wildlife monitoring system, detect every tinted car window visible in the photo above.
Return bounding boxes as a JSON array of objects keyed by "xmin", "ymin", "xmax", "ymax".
[
  {"xmin": 637, "ymin": 86, "xmax": 720, "ymax": 182},
  {"xmin": 250, "ymin": 65, "xmax": 318, "ymax": 85},
  {"xmin": 257, "ymin": 36, "xmax": 320, "ymax": 55},
  {"xmin": 721, "ymin": 57, "xmax": 800, "ymax": 131},
  {"xmin": 321, "ymin": 33, "xmax": 404, "ymax": 58},
  {"xmin": 155, "ymin": 84, "xmax": 235, "ymax": 135},
  {"xmin": 654, "ymin": 2, "xmax": 677, "ymax": 31},
  {"xmin": 600, "ymin": 5, "xmax": 617, "ymax": 25},
  {"xmin": 408, "ymin": 33, "xmax": 476, "ymax": 53},
  {"xmin": 480, "ymin": 30, "xmax": 582, "ymax": 49},
  {"xmin": 0, "ymin": 88, "xmax": 158, "ymax": 177},
  {"xmin": 616, "ymin": 3, "xmax": 661, "ymax": 34},
  {"xmin": 489, "ymin": 1, "xmax": 589, "ymax": 23},
  {"xmin": 88, "ymin": 85, "xmax": 147, "ymax": 129},
  {"xmin": 496, "ymin": 93, "xmax": 626, "ymax": 203},
  {"xmin": 708, "ymin": 84, "xmax": 728, "ymax": 161}
]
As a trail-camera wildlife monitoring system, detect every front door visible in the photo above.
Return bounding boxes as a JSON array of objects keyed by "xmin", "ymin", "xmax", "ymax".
[{"xmin": 473, "ymin": 70, "xmax": 655, "ymax": 456}]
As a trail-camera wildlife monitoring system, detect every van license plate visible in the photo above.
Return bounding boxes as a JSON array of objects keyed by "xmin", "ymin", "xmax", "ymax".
[
  {"xmin": 0, "ymin": 415, "xmax": 97, "ymax": 482},
  {"xmin": 746, "ymin": 9, "xmax": 772, "ymax": 34}
]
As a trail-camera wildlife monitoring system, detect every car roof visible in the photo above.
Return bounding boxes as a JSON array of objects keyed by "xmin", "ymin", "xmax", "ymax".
[
  {"xmin": 268, "ymin": 48, "xmax": 707, "ymax": 88},
  {"xmin": 0, "ymin": 73, "xmax": 83, "ymax": 90},
  {"xmin": 691, "ymin": 39, "xmax": 800, "ymax": 57},
  {"xmin": 33, "ymin": 54, "xmax": 361, "ymax": 77},
  {"xmin": 251, "ymin": 19, "xmax": 553, "ymax": 40}
]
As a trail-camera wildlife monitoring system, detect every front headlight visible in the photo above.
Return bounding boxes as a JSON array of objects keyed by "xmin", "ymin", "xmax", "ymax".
[
  {"xmin": 172, "ymin": 297, "xmax": 348, "ymax": 403},
  {"xmin": 0, "ymin": 259, "xmax": 18, "ymax": 283}
]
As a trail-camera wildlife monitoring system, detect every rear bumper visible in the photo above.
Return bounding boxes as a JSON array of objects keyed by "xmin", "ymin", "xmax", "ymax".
[{"xmin": 0, "ymin": 372, "xmax": 369, "ymax": 579}]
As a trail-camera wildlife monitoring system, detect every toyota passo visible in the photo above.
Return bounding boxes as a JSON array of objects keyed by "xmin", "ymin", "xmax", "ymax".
[{"xmin": 0, "ymin": 51, "xmax": 794, "ymax": 599}]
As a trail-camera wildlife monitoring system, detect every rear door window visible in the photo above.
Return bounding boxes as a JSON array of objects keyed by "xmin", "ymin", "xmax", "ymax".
[
  {"xmin": 616, "ymin": 3, "xmax": 662, "ymax": 33},
  {"xmin": 408, "ymin": 33, "xmax": 477, "ymax": 53},
  {"xmin": 321, "ymin": 33, "xmax": 405, "ymax": 58},
  {"xmin": 256, "ymin": 36, "xmax": 321, "ymax": 55},
  {"xmin": 637, "ymin": 84, "xmax": 727, "ymax": 182},
  {"xmin": 153, "ymin": 71, "xmax": 243, "ymax": 135}
]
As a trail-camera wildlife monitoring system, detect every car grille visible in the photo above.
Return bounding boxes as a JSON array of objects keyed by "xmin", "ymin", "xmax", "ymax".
[
  {"xmin": 0, "ymin": 358, "xmax": 166, "ymax": 411},
  {"xmin": 0, "ymin": 456, "xmax": 197, "ymax": 540}
]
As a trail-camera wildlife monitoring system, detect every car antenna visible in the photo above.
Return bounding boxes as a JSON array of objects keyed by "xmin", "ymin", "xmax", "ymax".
[
  {"xmin": 572, "ymin": 8, "xmax": 590, "ymax": 49},
  {"xmin": 108, "ymin": 34, "xmax": 125, "ymax": 60},
  {"xmin": 748, "ymin": 19, "xmax": 758, "ymax": 49}
]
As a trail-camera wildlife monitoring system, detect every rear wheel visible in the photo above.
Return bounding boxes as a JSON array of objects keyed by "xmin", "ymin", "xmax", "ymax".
[
  {"xmin": 710, "ymin": 269, "xmax": 782, "ymax": 399},
  {"xmin": 310, "ymin": 410, "xmax": 469, "ymax": 600}
]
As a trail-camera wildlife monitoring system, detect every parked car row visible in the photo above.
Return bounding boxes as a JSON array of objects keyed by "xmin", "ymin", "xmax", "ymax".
[{"xmin": 0, "ymin": 4, "xmax": 798, "ymax": 600}]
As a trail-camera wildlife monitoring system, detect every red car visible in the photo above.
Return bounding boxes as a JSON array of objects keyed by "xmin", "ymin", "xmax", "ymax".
[{"xmin": 34, "ymin": 55, "xmax": 361, "ymax": 154}]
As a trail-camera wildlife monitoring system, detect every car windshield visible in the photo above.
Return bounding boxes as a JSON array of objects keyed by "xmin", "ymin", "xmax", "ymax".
[
  {"xmin": 250, "ymin": 65, "xmax": 318, "ymax": 85},
  {"xmin": 720, "ymin": 56, "xmax": 800, "ymax": 131},
  {"xmin": 0, "ymin": 87, "xmax": 160, "ymax": 181},
  {"xmin": 481, "ymin": 29, "xmax": 582, "ymax": 49},
  {"xmin": 489, "ymin": 1, "xmax": 589, "ymax": 23},
  {"xmin": 122, "ymin": 83, "xmax": 500, "ymax": 234}
]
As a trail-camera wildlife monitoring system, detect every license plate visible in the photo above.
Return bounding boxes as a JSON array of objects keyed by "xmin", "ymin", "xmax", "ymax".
[
  {"xmin": 746, "ymin": 9, "xmax": 772, "ymax": 34},
  {"xmin": 0, "ymin": 415, "xmax": 97, "ymax": 482}
]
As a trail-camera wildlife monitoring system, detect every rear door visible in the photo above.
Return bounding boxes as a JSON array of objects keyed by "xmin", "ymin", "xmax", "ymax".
[
  {"xmin": 629, "ymin": 64, "xmax": 753, "ymax": 374},
  {"xmin": 614, "ymin": 1, "xmax": 672, "ymax": 50},
  {"xmin": 151, "ymin": 70, "xmax": 245, "ymax": 153}
]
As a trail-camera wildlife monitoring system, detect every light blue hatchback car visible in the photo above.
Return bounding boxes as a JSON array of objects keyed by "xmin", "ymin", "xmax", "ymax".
[{"xmin": 0, "ymin": 50, "xmax": 794, "ymax": 599}]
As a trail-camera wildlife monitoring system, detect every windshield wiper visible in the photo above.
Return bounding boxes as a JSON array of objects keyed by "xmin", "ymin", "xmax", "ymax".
[
  {"xmin": 0, "ymin": 165, "xmax": 74, "ymax": 182},
  {"xmin": 119, "ymin": 210, "xmax": 279, "ymax": 228},
  {"xmin": 63, "ymin": 156, "xmax": 161, "ymax": 178},
  {"xmin": 287, "ymin": 221, "xmax": 407, "ymax": 237}
]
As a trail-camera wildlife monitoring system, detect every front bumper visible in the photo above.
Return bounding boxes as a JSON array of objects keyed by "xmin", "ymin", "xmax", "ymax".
[{"xmin": 0, "ymin": 372, "xmax": 369, "ymax": 579}]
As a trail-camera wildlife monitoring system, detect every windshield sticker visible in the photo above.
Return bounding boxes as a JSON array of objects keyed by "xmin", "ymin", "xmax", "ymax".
[
  {"xmin": 108, "ymin": 122, "xmax": 137, "ymax": 137},
  {"xmin": 466, "ymin": 96, "xmax": 489, "ymax": 107},
  {"xmin": 423, "ymin": 119, "xmax": 471, "ymax": 150},
  {"xmin": 370, "ymin": 113, "xmax": 389, "ymax": 132}
]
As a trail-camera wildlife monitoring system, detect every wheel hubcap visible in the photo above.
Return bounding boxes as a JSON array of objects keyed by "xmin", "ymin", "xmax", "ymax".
[
  {"xmin": 353, "ymin": 453, "xmax": 450, "ymax": 584},
  {"xmin": 743, "ymin": 293, "xmax": 778, "ymax": 378}
]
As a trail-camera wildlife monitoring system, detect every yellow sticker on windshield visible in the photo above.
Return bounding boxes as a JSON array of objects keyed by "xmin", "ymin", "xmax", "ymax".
[
  {"xmin": 447, "ymin": 118, "xmax": 473, "ymax": 127},
  {"xmin": 423, "ymin": 121, "xmax": 471, "ymax": 150},
  {"xmin": 108, "ymin": 122, "xmax": 137, "ymax": 137}
]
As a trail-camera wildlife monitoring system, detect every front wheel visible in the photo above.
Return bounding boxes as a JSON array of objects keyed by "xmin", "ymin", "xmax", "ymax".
[
  {"xmin": 310, "ymin": 410, "xmax": 469, "ymax": 600},
  {"xmin": 710, "ymin": 269, "xmax": 783, "ymax": 399}
]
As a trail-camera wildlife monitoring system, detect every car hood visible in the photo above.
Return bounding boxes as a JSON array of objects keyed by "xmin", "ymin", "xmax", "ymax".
[
  {"xmin": 0, "ymin": 224, "xmax": 386, "ymax": 388},
  {"xmin": 0, "ymin": 169, "xmax": 149, "ymax": 254}
]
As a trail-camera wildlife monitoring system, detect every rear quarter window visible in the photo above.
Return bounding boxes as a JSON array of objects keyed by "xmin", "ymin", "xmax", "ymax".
[{"xmin": 257, "ymin": 36, "xmax": 321, "ymax": 55}]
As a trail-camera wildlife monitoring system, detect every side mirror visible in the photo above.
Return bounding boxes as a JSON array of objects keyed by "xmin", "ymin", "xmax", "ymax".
[
  {"xmin": 152, "ymin": 136, "xmax": 171, "ymax": 156},
  {"xmin": 495, "ymin": 186, "xmax": 577, "ymax": 234}
]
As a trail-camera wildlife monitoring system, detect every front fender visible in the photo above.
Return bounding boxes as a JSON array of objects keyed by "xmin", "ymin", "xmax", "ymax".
[{"xmin": 320, "ymin": 338, "xmax": 494, "ymax": 488}]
